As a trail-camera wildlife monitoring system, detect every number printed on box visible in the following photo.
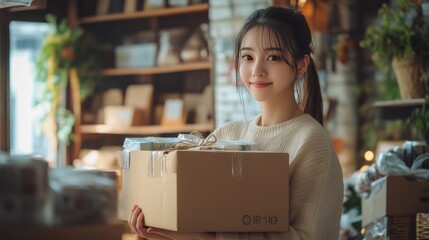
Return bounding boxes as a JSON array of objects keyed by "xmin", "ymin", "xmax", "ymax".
[{"xmin": 242, "ymin": 215, "xmax": 278, "ymax": 225}]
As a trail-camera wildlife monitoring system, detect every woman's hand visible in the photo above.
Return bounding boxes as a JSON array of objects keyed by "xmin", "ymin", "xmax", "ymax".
[
  {"xmin": 128, "ymin": 204, "xmax": 164, "ymax": 239},
  {"xmin": 128, "ymin": 205, "xmax": 216, "ymax": 240}
]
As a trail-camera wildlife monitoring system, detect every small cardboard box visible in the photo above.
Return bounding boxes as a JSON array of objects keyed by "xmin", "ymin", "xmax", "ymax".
[
  {"xmin": 104, "ymin": 106, "xmax": 148, "ymax": 126},
  {"xmin": 362, "ymin": 175, "xmax": 429, "ymax": 226},
  {"xmin": 118, "ymin": 150, "xmax": 289, "ymax": 232},
  {"xmin": 115, "ymin": 43, "xmax": 157, "ymax": 68}
]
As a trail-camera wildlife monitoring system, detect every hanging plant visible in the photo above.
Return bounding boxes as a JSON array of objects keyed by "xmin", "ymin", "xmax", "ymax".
[{"xmin": 35, "ymin": 14, "xmax": 98, "ymax": 148}]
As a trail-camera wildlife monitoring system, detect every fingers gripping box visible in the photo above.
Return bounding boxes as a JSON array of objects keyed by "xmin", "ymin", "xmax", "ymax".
[{"xmin": 118, "ymin": 150, "xmax": 289, "ymax": 232}]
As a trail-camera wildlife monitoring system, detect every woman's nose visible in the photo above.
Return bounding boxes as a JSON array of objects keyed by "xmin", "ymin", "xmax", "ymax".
[{"xmin": 252, "ymin": 61, "xmax": 267, "ymax": 77}]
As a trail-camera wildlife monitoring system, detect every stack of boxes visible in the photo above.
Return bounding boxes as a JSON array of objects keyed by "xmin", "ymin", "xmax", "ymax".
[
  {"xmin": 0, "ymin": 153, "xmax": 121, "ymax": 239},
  {"xmin": 360, "ymin": 141, "xmax": 429, "ymax": 239},
  {"xmin": 0, "ymin": 155, "xmax": 49, "ymax": 226},
  {"xmin": 0, "ymin": 160, "xmax": 118, "ymax": 226},
  {"xmin": 362, "ymin": 176, "xmax": 429, "ymax": 239}
]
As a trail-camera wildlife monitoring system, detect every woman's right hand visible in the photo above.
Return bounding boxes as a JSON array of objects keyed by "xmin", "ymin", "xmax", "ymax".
[
  {"xmin": 128, "ymin": 205, "xmax": 146, "ymax": 237},
  {"xmin": 128, "ymin": 204, "xmax": 216, "ymax": 240},
  {"xmin": 128, "ymin": 204, "xmax": 168, "ymax": 240}
]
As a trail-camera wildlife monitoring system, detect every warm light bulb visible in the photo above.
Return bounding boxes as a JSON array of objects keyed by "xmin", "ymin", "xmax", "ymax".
[
  {"xmin": 298, "ymin": 0, "xmax": 307, "ymax": 8},
  {"xmin": 364, "ymin": 150, "xmax": 374, "ymax": 162}
]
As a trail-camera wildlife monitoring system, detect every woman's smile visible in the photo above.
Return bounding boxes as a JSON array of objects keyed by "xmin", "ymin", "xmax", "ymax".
[{"xmin": 250, "ymin": 81, "xmax": 273, "ymax": 88}]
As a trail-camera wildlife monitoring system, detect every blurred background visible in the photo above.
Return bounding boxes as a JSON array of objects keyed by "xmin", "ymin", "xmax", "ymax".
[{"xmin": 0, "ymin": 0, "xmax": 428, "ymax": 239}]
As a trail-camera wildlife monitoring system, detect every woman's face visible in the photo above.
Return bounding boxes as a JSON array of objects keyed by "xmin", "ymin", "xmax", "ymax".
[{"xmin": 239, "ymin": 27, "xmax": 297, "ymax": 104}]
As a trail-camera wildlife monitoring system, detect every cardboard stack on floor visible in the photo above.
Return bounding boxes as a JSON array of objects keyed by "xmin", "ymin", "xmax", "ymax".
[
  {"xmin": 0, "ymin": 153, "xmax": 121, "ymax": 240},
  {"xmin": 357, "ymin": 141, "xmax": 429, "ymax": 239},
  {"xmin": 118, "ymin": 132, "xmax": 290, "ymax": 232}
]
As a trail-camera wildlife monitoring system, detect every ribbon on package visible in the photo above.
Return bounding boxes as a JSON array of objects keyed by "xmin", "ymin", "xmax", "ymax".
[
  {"xmin": 147, "ymin": 131, "xmax": 219, "ymax": 181},
  {"xmin": 123, "ymin": 132, "xmax": 256, "ymax": 180},
  {"xmin": 168, "ymin": 131, "xmax": 218, "ymax": 151}
]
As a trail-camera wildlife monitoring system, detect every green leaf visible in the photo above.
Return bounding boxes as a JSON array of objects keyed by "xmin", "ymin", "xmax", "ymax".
[{"xmin": 34, "ymin": 14, "xmax": 100, "ymax": 145}]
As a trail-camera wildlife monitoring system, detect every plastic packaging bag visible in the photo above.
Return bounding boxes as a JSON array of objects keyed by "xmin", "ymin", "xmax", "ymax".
[{"xmin": 0, "ymin": 0, "xmax": 32, "ymax": 8}]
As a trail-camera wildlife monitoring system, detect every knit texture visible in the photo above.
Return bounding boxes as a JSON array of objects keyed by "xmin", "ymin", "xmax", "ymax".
[{"xmin": 213, "ymin": 114, "xmax": 343, "ymax": 240}]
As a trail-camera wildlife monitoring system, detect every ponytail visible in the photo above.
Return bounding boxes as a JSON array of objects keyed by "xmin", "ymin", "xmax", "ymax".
[{"xmin": 299, "ymin": 57, "xmax": 323, "ymax": 126}]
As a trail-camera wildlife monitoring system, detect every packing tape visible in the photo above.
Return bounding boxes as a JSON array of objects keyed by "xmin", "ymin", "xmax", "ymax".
[{"xmin": 231, "ymin": 152, "xmax": 243, "ymax": 178}]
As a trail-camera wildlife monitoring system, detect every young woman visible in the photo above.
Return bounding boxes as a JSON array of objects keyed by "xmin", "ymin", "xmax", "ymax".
[{"xmin": 129, "ymin": 6, "xmax": 343, "ymax": 240}]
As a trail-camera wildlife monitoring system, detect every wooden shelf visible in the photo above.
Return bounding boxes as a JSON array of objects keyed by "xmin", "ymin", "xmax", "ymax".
[
  {"xmin": 373, "ymin": 98, "xmax": 428, "ymax": 120},
  {"xmin": 81, "ymin": 123, "xmax": 214, "ymax": 135},
  {"xmin": 79, "ymin": 3, "xmax": 209, "ymax": 24},
  {"xmin": 98, "ymin": 61, "xmax": 212, "ymax": 76},
  {"xmin": 69, "ymin": 1, "xmax": 213, "ymax": 162}
]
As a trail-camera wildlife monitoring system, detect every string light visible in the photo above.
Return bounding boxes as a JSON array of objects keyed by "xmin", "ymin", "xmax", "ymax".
[
  {"xmin": 364, "ymin": 150, "xmax": 374, "ymax": 162},
  {"xmin": 298, "ymin": 0, "xmax": 307, "ymax": 8}
]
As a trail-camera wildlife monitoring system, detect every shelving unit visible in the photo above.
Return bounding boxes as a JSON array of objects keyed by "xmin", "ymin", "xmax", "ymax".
[
  {"xmin": 98, "ymin": 61, "xmax": 212, "ymax": 76},
  {"xmin": 78, "ymin": 3, "xmax": 209, "ymax": 24},
  {"xmin": 81, "ymin": 123, "xmax": 213, "ymax": 135},
  {"xmin": 68, "ymin": 1, "xmax": 214, "ymax": 163},
  {"xmin": 373, "ymin": 98, "xmax": 427, "ymax": 120}
]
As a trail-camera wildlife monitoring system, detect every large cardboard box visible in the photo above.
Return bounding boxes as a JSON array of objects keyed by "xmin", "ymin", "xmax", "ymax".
[
  {"xmin": 362, "ymin": 175, "xmax": 429, "ymax": 226},
  {"xmin": 118, "ymin": 150, "xmax": 289, "ymax": 232}
]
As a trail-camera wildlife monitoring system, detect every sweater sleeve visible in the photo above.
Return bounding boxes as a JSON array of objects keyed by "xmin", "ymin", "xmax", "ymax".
[{"xmin": 286, "ymin": 134, "xmax": 342, "ymax": 239}]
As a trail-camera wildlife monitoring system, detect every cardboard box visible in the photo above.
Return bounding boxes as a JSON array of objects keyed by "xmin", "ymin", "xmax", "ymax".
[
  {"xmin": 104, "ymin": 106, "xmax": 148, "ymax": 126},
  {"xmin": 118, "ymin": 150, "xmax": 289, "ymax": 232},
  {"xmin": 0, "ymin": 157, "xmax": 49, "ymax": 225},
  {"xmin": 124, "ymin": 84, "xmax": 153, "ymax": 110},
  {"xmin": 115, "ymin": 43, "xmax": 157, "ymax": 68},
  {"xmin": 362, "ymin": 176, "xmax": 429, "ymax": 226}
]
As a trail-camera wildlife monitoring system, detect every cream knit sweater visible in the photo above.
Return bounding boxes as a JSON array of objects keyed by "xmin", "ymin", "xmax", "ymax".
[{"xmin": 213, "ymin": 114, "xmax": 343, "ymax": 240}]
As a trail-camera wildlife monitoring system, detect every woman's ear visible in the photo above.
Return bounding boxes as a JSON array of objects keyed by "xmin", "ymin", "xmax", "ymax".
[{"xmin": 297, "ymin": 55, "xmax": 310, "ymax": 76}]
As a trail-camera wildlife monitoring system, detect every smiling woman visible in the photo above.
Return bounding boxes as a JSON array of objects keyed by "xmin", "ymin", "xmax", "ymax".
[{"xmin": 128, "ymin": 6, "xmax": 343, "ymax": 240}]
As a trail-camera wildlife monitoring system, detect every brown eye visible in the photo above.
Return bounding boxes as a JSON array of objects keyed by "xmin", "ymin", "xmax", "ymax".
[
  {"xmin": 268, "ymin": 55, "xmax": 282, "ymax": 61},
  {"xmin": 241, "ymin": 55, "xmax": 253, "ymax": 61}
]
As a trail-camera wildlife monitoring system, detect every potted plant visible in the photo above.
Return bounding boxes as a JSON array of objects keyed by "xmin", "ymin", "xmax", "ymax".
[
  {"xmin": 35, "ymin": 14, "xmax": 98, "ymax": 162},
  {"xmin": 360, "ymin": 0, "xmax": 429, "ymax": 99}
]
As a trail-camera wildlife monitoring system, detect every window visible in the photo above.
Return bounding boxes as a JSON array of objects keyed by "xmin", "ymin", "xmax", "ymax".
[{"xmin": 9, "ymin": 21, "xmax": 53, "ymax": 162}]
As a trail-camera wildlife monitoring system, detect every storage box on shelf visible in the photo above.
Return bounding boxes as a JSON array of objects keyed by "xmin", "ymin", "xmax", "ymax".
[{"xmin": 67, "ymin": 1, "xmax": 214, "ymax": 164}]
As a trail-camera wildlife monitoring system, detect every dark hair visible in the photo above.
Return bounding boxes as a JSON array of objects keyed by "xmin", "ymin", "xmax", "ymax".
[{"xmin": 234, "ymin": 6, "xmax": 323, "ymax": 125}]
